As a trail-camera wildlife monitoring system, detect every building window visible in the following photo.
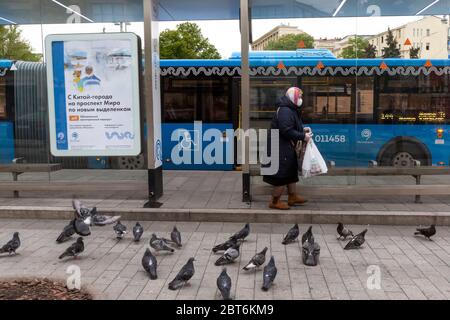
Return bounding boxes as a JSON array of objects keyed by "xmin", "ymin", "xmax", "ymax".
[
  {"xmin": 381, "ymin": 36, "xmax": 384, "ymax": 43},
  {"xmin": 413, "ymin": 28, "xmax": 415, "ymax": 37},
  {"xmin": 426, "ymin": 29, "xmax": 430, "ymax": 36},
  {"xmin": 426, "ymin": 43, "xmax": 430, "ymax": 50}
]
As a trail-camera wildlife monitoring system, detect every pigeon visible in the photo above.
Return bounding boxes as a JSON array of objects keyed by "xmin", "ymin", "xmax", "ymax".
[
  {"xmin": 150, "ymin": 234, "xmax": 175, "ymax": 253},
  {"xmin": 212, "ymin": 238, "xmax": 239, "ymax": 253},
  {"xmin": 168, "ymin": 257, "xmax": 195, "ymax": 290},
  {"xmin": 301, "ymin": 226, "xmax": 313, "ymax": 244},
  {"xmin": 217, "ymin": 267, "xmax": 232, "ymax": 300},
  {"xmin": 243, "ymin": 247, "xmax": 268, "ymax": 271},
  {"xmin": 72, "ymin": 218, "xmax": 91, "ymax": 237},
  {"xmin": 171, "ymin": 226, "xmax": 182, "ymax": 247},
  {"xmin": 92, "ymin": 214, "xmax": 121, "ymax": 226},
  {"xmin": 229, "ymin": 223, "xmax": 250, "ymax": 241},
  {"xmin": 302, "ymin": 237, "xmax": 321, "ymax": 266},
  {"xmin": 59, "ymin": 237, "xmax": 84, "ymax": 259},
  {"xmin": 113, "ymin": 221, "xmax": 127, "ymax": 239},
  {"xmin": 142, "ymin": 248, "xmax": 157, "ymax": 280},
  {"xmin": 72, "ymin": 198, "xmax": 120, "ymax": 226},
  {"xmin": 282, "ymin": 223, "xmax": 299, "ymax": 244},
  {"xmin": 0, "ymin": 232, "xmax": 21, "ymax": 255},
  {"xmin": 215, "ymin": 243, "xmax": 240, "ymax": 266},
  {"xmin": 133, "ymin": 222, "xmax": 144, "ymax": 242},
  {"xmin": 262, "ymin": 256, "xmax": 277, "ymax": 291},
  {"xmin": 56, "ymin": 221, "xmax": 75, "ymax": 243},
  {"xmin": 337, "ymin": 222, "xmax": 354, "ymax": 240},
  {"xmin": 414, "ymin": 225, "xmax": 436, "ymax": 240},
  {"xmin": 344, "ymin": 229, "xmax": 367, "ymax": 250}
]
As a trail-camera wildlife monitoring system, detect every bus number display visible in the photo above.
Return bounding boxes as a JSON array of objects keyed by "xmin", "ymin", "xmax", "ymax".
[{"xmin": 314, "ymin": 134, "xmax": 346, "ymax": 143}]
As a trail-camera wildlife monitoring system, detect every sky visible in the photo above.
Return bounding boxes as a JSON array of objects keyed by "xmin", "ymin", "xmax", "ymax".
[{"xmin": 19, "ymin": 16, "xmax": 423, "ymax": 59}]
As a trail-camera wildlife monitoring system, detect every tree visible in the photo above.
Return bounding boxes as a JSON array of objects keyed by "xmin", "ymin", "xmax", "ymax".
[
  {"xmin": 264, "ymin": 33, "xmax": 314, "ymax": 50},
  {"xmin": 364, "ymin": 43, "xmax": 377, "ymax": 58},
  {"xmin": 409, "ymin": 46, "xmax": 420, "ymax": 59},
  {"xmin": 339, "ymin": 36, "xmax": 370, "ymax": 58},
  {"xmin": 0, "ymin": 25, "xmax": 41, "ymax": 61},
  {"xmin": 382, "ymin": 28, "xmax": 401, "ymax": 58},
  {"xmin": 159, "ymin": 22, "xmax": 220, "ymax": 59}
]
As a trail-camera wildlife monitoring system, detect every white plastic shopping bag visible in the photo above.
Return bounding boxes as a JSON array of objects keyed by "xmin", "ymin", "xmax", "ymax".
[{"xmin": 302, "ymin": 140, "xmax": 328, "ymax": 178}]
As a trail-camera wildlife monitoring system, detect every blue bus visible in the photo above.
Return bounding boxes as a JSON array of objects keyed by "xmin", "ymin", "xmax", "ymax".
[{"xmin": 1, "ymin": 49, "xmax": 449, "ymax": 169}]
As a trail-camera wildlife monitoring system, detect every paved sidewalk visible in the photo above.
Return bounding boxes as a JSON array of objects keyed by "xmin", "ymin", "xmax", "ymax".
[
  {"xmin": 1, "ymin": 219, "xmax": 450, "ymax": 300},
  {"xmin": 1, "ymin": 169, "xmax": 450, "ymax": 212}
]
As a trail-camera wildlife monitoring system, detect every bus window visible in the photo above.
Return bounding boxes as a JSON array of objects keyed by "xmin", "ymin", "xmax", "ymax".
[
  {"xmin": 199, "ymin": 78, "xmax": 231, "ymax": 122},
  {"xmin": 0, "ymin": 78, "xmax": 6, "ymax": 119},
  {"xmin": 378, "ymin": 74, "xmax": 450, "ymax": 124},
  {"xmin": 162, "ymin": 77, "xmax": 197, "ymax": 122}
]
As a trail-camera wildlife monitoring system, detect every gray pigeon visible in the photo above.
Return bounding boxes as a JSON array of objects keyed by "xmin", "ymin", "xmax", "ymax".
[
  {"xmin": 142, "ymin": 248, "xmax": 157, "ymax": 280},
  {"xmin": 282, "ymin": 224, "xmax": 299, "ymax": 244},
  {"xmin": 73, "ymin": 198, "xmax": 120, "ymax": 227},
  {"xmin": 212, "ymin": 238, "xmax": 239, "ymax": 253},
  {"xmin": 215, "ymin": 243, "xmax": 240, "ymax": 266},
  {"xmin": 171, "ymin": 226, "xmax": 182, "ymax": 247},
  {"xmin": 92, "ymin": 214, "xmax": 122, "ymax": 226},
  {"xmin": 56, "ymin": 221, "xmax": 75, "ymax": 243},
  {"xmin": 301, "ymin": 226, "xmax": 313, "ymax": 244},
  {"xmin": 344, "ymin": 229, "xmax": 367, "ymax": 250},
  {"xmin": 0, "ymin": 232, "xmax": 20, "ymax": 255},
  {"xmin": 414, "ymin": 225, "xmax": 436, "ymax": 240},
  {"xmin": 72, "ymin": 218, "xmax": 91, "ymax": 237},
  {"xmin": 243, "ymin": 247, "xmax": 268, "ymax": 271},
  {"xmin": 150, "ymin": 234, "xmax": 175, "ymax": 253},
  {"xmin": 337, "ymin": 222, "xmax": 354, "ymax": 240},
  {"xmin": 59, "ymin": 237, "xmax": 84, "ymax": 259},
  {"xmin": 217, "ymin": 267, "xmax": 232, "ymax": 300},
  {"xmin": 229, "ymin": 223, "xmax": 250, "ymax": 241},
  {"xmin": 133, "ymin": 222, "xmax": 144, "ymax": 242},
  {"xmin": 113, "ymin": 221, "xmax": 127, "ymax": 239},
  {"xmin": 168, "ymin": 257, "xmax": 195, "ymax": 290},
  {"xmin": 262, "ymin": 256, "xmax": 277, "ymax": 291}
]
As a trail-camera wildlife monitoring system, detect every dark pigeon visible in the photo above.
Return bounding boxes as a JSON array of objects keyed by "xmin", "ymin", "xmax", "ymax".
[
  {"xmin": 337, "ymin": 222, "xmax": 354, "ymax": 240},
  {"xmin": 302, "ymin": 237, "xmax": 320, "ymax": 266},
  {"xmin": 344, "ymin": 229, "xmax": 367, "ymax": 250},
  {"xmin": 229, "ymin": 223, "xmax": 250, "ymax": 241},
  {"xmin": 282, "ymin": 224, "xmax": 299, "ymax": 245},
  {"xmin": 168, "ymin": 257, "xmax": 195, "ymax": 290},
  {"xmin": 142, "ymin": 248, "xmax": 157, "ymax": 280},
  {"xmin": 0, "ymin": 232, "xmax": 20, "ymax": 255},
  {"xmin": 113, "ymin": 221, "xmax": 127, "ymax": 239},
  {"xmin": 414, "ymin": 225, "xmax": 436, "ymax": 240},
  {"xmin": 212, "ymin": 238, "xmax": 239, "ymax": 253},
  {"xmin": 215, "ymin": 243, "xmax": 240, "ymax": 266},
  {"xmin": 301, "ymin": 226, "xmax": 313, "ymax": 244},
  {"xmin": 171, "ymin": 226, "xmax": 182, "ymax": 247},
  {"xmin": 262, "ymin": 256, "xmax": 277, "ymax": 291},
  {"xmin": 133, "ymin": 222, "xmax": 144, "ymax": 242},
  {"xmin": 243, "ymin": 247, "xmax": 268, "ymax": 271},
  {"xmin": 150, "ymin": 234, "xmax": 175, "ymax": 253},
  {"xmin": 59, "ymin": 237, "xmax": 84, "ymax": 259},
  {"xmin": 56, "ymin": 221, "xmax": 75, "ymax": 243},
  {"xmin": 217, "ymin": 267, "xmax": 232, "ymax": 300},
  {"xmin": 72, "ymin": 218, "xmax": 91, "ymax": 237}
]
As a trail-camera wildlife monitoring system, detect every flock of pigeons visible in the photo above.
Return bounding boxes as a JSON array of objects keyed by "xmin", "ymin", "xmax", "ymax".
[{"xmin": 0, "ymin": 199, "xmax": 439, "ymax": 300}]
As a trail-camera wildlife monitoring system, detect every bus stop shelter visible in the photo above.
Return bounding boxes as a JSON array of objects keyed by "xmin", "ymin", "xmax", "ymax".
[{"xmin": 0, "ymin": 0, "xmax": 449, "ymax": 206}]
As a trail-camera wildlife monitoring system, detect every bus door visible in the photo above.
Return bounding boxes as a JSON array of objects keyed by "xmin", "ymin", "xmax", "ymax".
[{"xmin": 161, "ymin": 76, "xmax": 233, "ymax": 170}]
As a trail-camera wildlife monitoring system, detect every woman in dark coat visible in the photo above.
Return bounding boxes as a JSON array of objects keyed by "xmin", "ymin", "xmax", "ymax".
[{"xmin": 263, "ymin": 87, "xmax": 312, "ymax": 210}]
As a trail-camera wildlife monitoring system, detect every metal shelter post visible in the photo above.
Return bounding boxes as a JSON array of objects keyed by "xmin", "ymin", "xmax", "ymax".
[
  {"xmin": 240, "ymin": 0, "xmax": 251, "ymax": 202},
  {"xmin": 143, "ymin": 0, "xmax": 163, "ymax": 208}
]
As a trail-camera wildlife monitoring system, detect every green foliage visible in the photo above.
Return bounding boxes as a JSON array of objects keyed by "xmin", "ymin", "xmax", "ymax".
[
  {"xmin": 159, "ymin": 22, "xmax": 221, "ymax": 59},
  {"xmin": 409, "ymin": 46, "xmax": 420, "ymax": 59},
  {"xmin": 364, "ymin": 43, "xmax": 377, "ymax": 58},
  {"xmin": 339, "ymin": 36, "xmax": 370, "ymax": 58},
  {"xmin": 264, "ymin": 33, "xmax": 314, "ymax": 50},
  {"xmin": 382, "ymin": 28, "xmax": 401, "ymax": 58},
  {"xmin": 0, "ymin": 25, "xmax": 41, "ymax": 62}
]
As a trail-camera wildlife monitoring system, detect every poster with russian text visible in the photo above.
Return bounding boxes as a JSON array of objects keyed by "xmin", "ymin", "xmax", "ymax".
[{"xmin": 46, "ymin": 33, "xmax": 141, "ymax": 157}]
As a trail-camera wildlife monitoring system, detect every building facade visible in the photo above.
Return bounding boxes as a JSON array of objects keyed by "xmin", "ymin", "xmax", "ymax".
[
  {"xmin": 251, "ymin": 24, "xmax": 305, "ymax": 51},
  {"xmin": 368, "ymin": 16, "xmax": 448, "ymax": 59}
]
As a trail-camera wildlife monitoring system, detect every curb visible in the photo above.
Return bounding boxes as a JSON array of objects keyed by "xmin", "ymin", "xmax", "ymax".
[{"xmin": 0, "ymin": 206, "xmax": 449, "ymax": 226}]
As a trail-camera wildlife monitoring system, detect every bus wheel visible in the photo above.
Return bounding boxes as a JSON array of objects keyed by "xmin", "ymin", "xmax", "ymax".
[
  {"xmin": 377, "ymin": 137, "xmax": 431, "ymax": 167},
  {"xmin": 113, "ymin": 154, "xmax": 145, "ymax": 170}
]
